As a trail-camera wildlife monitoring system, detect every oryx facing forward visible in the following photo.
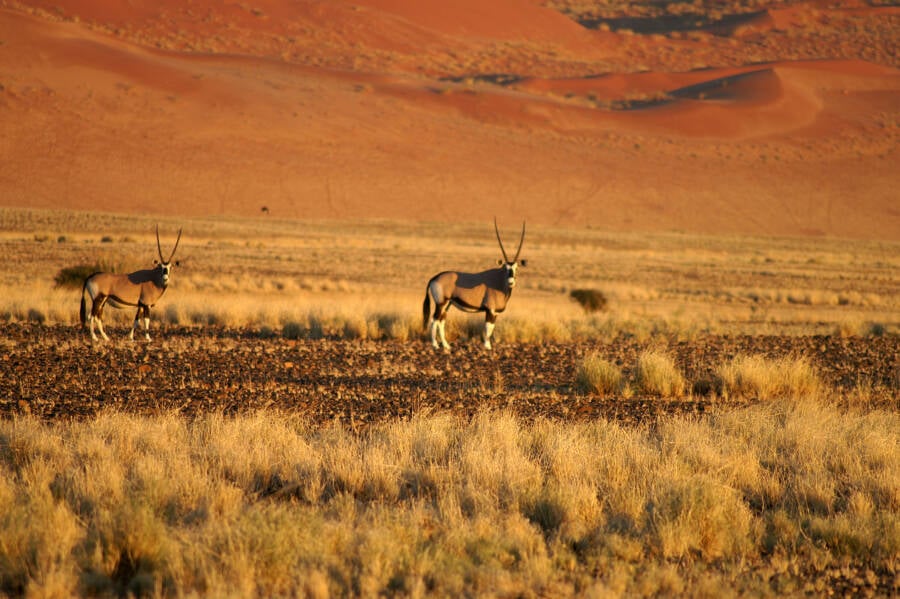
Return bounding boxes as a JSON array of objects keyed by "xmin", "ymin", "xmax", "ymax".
[
  {"xmin": 423, "ymin": 219, "xmax": 526, "ymax": 350},
  {"xmin": 80, "ymin": 226, "xmax": 182, "ymax": 341}
]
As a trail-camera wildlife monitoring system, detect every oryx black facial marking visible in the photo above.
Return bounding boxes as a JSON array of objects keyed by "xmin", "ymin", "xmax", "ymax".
[
  {"xmin": 422, "ymin": 218, "xmax": 526, "ymax": 351},
  {"xmin": 80, "ymin": 225, "xmax": 182, "ymax": 342}
]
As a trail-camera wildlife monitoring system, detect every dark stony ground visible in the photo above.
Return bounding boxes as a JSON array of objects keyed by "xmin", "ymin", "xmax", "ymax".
[{"xmin": 2, "ymin": 323, "xmax": 897, "ymax": 424}]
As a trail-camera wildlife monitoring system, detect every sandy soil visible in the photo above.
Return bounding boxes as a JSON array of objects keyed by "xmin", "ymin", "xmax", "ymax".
[
  {"xmin": 3, "ymin": 323, "xmax": 897, "ymax": 423},
  {"xmin": 0, "ymin": 0, "xmax": 898, "ymax": 238}
]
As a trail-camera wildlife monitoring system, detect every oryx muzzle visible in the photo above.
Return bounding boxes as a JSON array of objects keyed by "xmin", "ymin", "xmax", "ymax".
[
  {"xmin": 422, "ymin": 218, "xmax": 526, "ymax": 351},
  {"xmin": 80, "ymin": 225, "xmax": 182, "ymax": 341}
]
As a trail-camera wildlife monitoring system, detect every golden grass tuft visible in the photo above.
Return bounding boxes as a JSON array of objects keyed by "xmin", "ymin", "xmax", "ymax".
[
  {"xmin": 634, "ymin": 350, "xmax": 686, "ymax": 397},
  {"xmin": 575, "ymin": 353, "xmax": 623, "ymax": 395},
  {"xmin": 716, "ymin": 354, "xmax": 821, "ymax": 399}
]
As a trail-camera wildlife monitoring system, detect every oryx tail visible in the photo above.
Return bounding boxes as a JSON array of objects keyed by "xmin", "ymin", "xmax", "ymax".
[
  {"xmin": 80, "ymin": 273, "xmax": 101, "ymax": 329},
  {"xmin": 423, "ymin": 286, "xmax": 431, "ymax": 330}
]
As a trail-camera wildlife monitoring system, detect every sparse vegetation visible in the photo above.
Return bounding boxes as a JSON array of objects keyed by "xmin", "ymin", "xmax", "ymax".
[
  {"xmin": 0, "ymin": 209, "xmax": 897, "ymax": 597},
  {"xmin": 1, "ymin": 209, "xmax": 896, "ymax": 340}
]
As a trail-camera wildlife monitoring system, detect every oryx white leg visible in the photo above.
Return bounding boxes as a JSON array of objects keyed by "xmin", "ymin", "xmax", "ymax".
[
  {"xmin": 130, "ymin": 317, "xmax": 139, "ymax": 341},
  {"xmin": 88, "ymin": 316, "xmax": 99, "ymax": 341},
  {"xmin": 143, "ymin": 317, "xmax": 151, "ymax": 341},
  {"xmin": 430, "ymin": 319, "xmax": 441, "ymax": 349},
  {"xmin": 431, "ymin": 319, "xmax": 450, "ymax": 351},
  {"xmin": 95, "ymin": 318, "xmax": 109, "ymax": 341},
  {"xmin": 483, "ymin": 322, "xmax": 495, "ymax": 350},
  {"xmin": 438, "ymin": 320, "xmax": 450, "ymax": 350},
  {"xmin": 91, "ymin": 296, "xmax": 110, "ymax": 341}
]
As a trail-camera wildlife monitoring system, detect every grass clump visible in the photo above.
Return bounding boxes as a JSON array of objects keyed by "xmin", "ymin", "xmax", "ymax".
[
  {"xmin": 576, "ymin": 353, "xmax": 622, "ymax": 395},
  {"xmin": 716, "ymin": 354, "xmax": 821, "ymax": 399},
  {"xmin": 634, "ymin": 350, "xmax": 686, "ymax": 397}
]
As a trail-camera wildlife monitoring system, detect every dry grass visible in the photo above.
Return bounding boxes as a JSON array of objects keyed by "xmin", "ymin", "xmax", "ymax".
[
  {"xmin": 634, "ymin": 350, "xmax": 686, "ymax": 397},
  {"xmin": 717, "ymin": 354, "xmax": 822, "ymax": 399},
  {"xmin": 1, "ymin": 208, "xmax": 898, "ymax": 341},
  {"xmin": 575, "ymin": 353, "xmax": 623, "ymax": 395},
  {"xmin": 0, "ymin": 400, "xmax": 896, "ymax": 597}
]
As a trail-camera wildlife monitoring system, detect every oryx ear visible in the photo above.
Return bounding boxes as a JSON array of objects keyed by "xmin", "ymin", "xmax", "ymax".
[
  {"xmin": 174, "ymin": 260, "xmax": 181, "ymax": 267},
  {"xmin": 153, "ymin": 259, "xmax": 160, "ymax": 266},
  {"xmin": 497, "ymin": 259, "xmax": 504, "ymax": 266},
  {"xmin": 520, "ymin": 259, "xmax": 528, "ymax": 267}
]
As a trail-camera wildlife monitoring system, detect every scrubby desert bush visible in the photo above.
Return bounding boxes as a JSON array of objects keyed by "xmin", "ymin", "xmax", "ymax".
[
  {"xmin": 569, "ymin": 288, "xmax": 608, "ymax": 313},
  {"xmin": 576, "ymin": 353, "xmax": 623, "ymax": 395},
  {"xmin": 282, "ymin": 319, "xmax": 326, "ymax": 340},
  {"xmin": 53, "ymin": 264, "xmax": 104, "ymax": 289},
  {"xmin": 634, "ymin": 350, "xmax": 686, "ymax": 397}
]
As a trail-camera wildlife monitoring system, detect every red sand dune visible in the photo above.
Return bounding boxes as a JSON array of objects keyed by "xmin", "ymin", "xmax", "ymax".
[{"xmin": 0, "ymin": 0, "xmax": 898, "ymax": 238}]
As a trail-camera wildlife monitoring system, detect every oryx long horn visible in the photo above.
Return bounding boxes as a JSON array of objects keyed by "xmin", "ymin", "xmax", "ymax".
[
  {"xmin": 168, "ymin": 228, "xmax": 183, "ymax": 262},
  {"xmin": 156, "ymin": 224, "xmax": 165, "ymax": 262},
  {"xmin": 494, "ymin": 217, "xmax": 510, "ymax": 263},
  {"xmin": 513, "ymin": 221, "xmax": 525, "ymax": 263}
]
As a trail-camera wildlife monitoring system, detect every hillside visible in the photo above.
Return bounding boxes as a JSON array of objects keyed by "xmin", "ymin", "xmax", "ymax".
[{"xmin": 1, "ymin": 0, "xmax": 898, "ymax": 237}]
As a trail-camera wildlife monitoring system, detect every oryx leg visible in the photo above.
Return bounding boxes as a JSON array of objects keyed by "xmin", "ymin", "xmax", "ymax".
[
  {"xmin": 430, "ymin": 301, "xmax": 451, "ymax": 351},
  {"xmin": 130, "ymin": 304, "xmax": 152, "ymax": 341},
  {"xmin": 90, "ymin": 295, "xmax": 110, "ymax": 341},
  {"xmin": 483, "ymin": 311, "xmax": 498, "ymax": 350}
]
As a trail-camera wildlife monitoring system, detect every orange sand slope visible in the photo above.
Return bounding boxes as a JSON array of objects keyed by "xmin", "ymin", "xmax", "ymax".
[{"xmin": 1, "ymin": 0, "xmax": 898, "ymax": 238}]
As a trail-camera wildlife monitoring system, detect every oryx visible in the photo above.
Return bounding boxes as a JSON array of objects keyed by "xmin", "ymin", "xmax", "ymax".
[
  {"xmin": 80, "ymin": 225, "xmax": 182, "ymax": 341},
  {"xmin": 423, "ymin": 219, "xmax": 526, "ymax": 350}
]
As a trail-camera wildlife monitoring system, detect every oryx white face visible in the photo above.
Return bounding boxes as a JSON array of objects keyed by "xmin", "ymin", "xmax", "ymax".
[
  {"xmin": 501, "ymin": 259, "xmax": 527, "ymax": 288},
  {"xmin": 493, "ymin": 218, "xmax": 526, "ymax": 291},
  {"xmin": 504, "ymin": 262, "xmax": 518, "ymax": 288},
  {"xmin": 155, "ymin": 260, "xmax": 175, "ymax": 286}
]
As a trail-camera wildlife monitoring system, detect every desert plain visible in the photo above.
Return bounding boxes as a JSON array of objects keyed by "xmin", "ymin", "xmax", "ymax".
[{"xmin": 0, "ymin": 0, "xmax": 899, "ymax": 597}]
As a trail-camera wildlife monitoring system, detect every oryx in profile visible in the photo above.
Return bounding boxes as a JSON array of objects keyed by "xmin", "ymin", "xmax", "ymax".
[
  {"xmin": 80, "ymin": 225, "xmax": 182, "ymax": 341},
  {"xmin": 423, "ymin": 219, "xmax": 526, "ymax": 350}
]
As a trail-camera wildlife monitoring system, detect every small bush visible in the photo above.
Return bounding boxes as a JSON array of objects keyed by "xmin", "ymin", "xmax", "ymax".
[
  {"xmin": 570, "ymin": 289, "xmax": 608, "ymax": 313},
  {"xmin": 54, "ymin": 264, "xmax": 103, "ymax": 289},
  {"xmin": 576, "ymin": 353, "xmax": 622, "ymax": 395},
  {"xmin": 634, "ymin": 350, "xmax": 685, "ymax": 397},
  {"xmin": 282, "ymin": 321, "xmax": 304, "ymax": 340}
]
